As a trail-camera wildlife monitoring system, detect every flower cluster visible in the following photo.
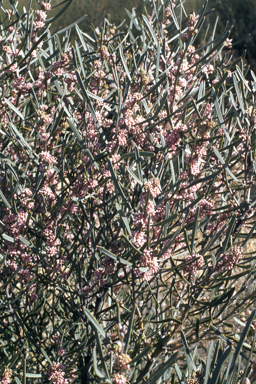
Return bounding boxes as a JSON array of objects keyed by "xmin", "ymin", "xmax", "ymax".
[
  {"xmin": 183, "ymin": 254, "xmax": 204, "ymax": 275},
  {"xmin": 47, "ymin": 363, "xmax": 69, "ymax": 384},
  {"xmin": 112, "ymin": 373, "xmax": 127, "ymax": 384},
  {"xmin": 113, "ymin": 353, "xmax": 132, "ymax": 371},
  {"xmin": 0, "ymin": 369, "xmax": 12, "ymax": 384},
  {"xmin": 217, "ymin": 247, "xmax": 243, "ymax": 271}
]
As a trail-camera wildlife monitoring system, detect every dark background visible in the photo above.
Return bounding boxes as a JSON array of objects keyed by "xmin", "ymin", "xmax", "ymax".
[{"xmin": 3, "ymin": 0, "xmax": 256, "ymax": 71}]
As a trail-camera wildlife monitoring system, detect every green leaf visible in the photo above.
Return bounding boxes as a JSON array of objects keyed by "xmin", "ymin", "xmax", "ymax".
[
  {"xmin": 169, "ymin": 1, "xmax": 180, "ymax": 31},
  {"xmin": 8, "ymin": 0, "xmax": 21, "ymax": 20},
  {"xmin": 32, "ymin": 168, "xmax": 46, "ymax": 199},
  {"xmin": 92, "ymin": 347, "xmax": 106, "ymax": 379},
  {"xmin": 122, "ymin": 235, "xmax": 142, "ymax": 255},
  {"xmin": 235, "ymin": 65, "xmax": 251, "ymax": 92},
  {"xmin": 51, "ymin": 107, "xmax": 64, "ymax": 136},
  {"xmin": 108, "ymin": 160, "xmax": 131, "ymax": 210},
  {"xmin": 125, "ymin": 8, "xmax": 140, "ymax": 30},
  {"xmin": 242, "ymin": 221, "xmax": 256, "ymax": 247},
  {"xmin": 210, "ymin": 287, "xmax": 235, "ymax": 307},
  {"xmin": 213, "ymin": 147, "xmax": 240, "ymax": 183},
  {"xmin": 2, "ymin": 234, "xmax": 15, "ymax": 243},
  {"xmin": 116, "ymin": 203, "xmax": 132, "ymax": 236},
  {"xmin": 220, "ymin": 214, "xmax": 236, "ymax": 256},
  {"xmin": 124, "ymin": 304, "xmax": 136, "ymax": 353},
  {"xmin": 209, "ymin": 346, "xmax": 232, "ymax": 384},
  {"xmin": 184, "ymin": 229, "xmax": 192, "ymax": 255},
  {"xmin": 191, "ymin": 207, "xmax": 200, "ymax": 251},
  {"xmin": 4, "ymin": 99, "xmax": 24, "ymax": 120},
  {"xmin": 0, "ymin": 189, "xmax": 12, "ymax": 210},
  {"xmin": 74, "ymin": 70, "xmax": 102, "ymax": 132},
  {"xmin": 155, "ymin": 42, "xmax": 161, "ymax": 80},
  {"xmin": 203, "ymin": 342, "xmax": 214, "ymax": 384},
  {"xmin": 130, "ymin": 345, "xmax": 152, "ymax": 364},
  {"xmin": 98, "ymin": 246, "xmax": 132, "ymax": 267},
  {"xmin": 175, "ymin": 363, "xmax": 182, "ymax": 380},
  {"xmin": 227, "ymin": 310, "xmax": 256, "ymax": 384},
  {"xmin": 83, "ymin": 308, "xmax": 106, "ymax": 339},
  {"xmin": 189, "ymin": 29, "xmax": 230, "ymax": 73},
  {"xmin": 127, "ymin": 167, "xmax": 143, "ymax": 185},
  {"xmin": 18, "ymin": 31, "xmax": 49, "ymax": 68},
  {"xmin": 18, "ymin": 237, "xmax": 31, "ymax": 247},
  {"xmin": 233, "ymin": 75, "xmax": 245, "ymax": 114},
  {"xmin": 74, "ymin": 41, "xmax": 87, "ymax": 80},
  {"xmin": 164, "ymin": 202, "xmax": 169, "ymax": 238},
  {"xmin": 212, "ymin": 89, "xmax": 231, "ymax": 144},
  {"xmin": 25, "ymin": 373, "xmax": 42, "ymax": 378},
  {"xmin": 142, "ymin": 15, "xmax": 158, "ymax": 46},
  {"xmin": 148, "ymin": 317, "xmax": 182, "ymax": 324},
  {"xmin": 158, "ymin": 225, "xmax": 183, "ymax": 258},
  {"xmin": 212, "ymin": 72, "xmax": 229, "ymax": 92},
  {"xmin": 210, "ymin": 326, "xmax": 232, "ymax": 346},
  {"xmin": 8, "ymin": 121, "xmax": 36, "ymax": 157},
  {"xmin": 135, "ymin": 146, "xmax": 143, "ymax": 183},
  {"xmin": 119, "ymin": 45, "xmax": 132, "ymax": 81},
  {"xmin": 67, "ymin": 118, "xmax": 98, "ymax": 169},
  {"xmin": 94, "ymin": 329, "xmax": 111, "ymax": 380},
  {"xmin": 181, "ymin": 331, "xmax": 197, "ymax": 371},
  {"xmin": 120, "ymin": 151, "xmax": 155, "ymax": 161},
  {"xmin": 147, "ymin": 353, "xmax": 179, "ymax": 384},
  {"xmin": 233, "ymin": 318, "xmax": 246, "ymax": 328},
  {"xmin": 240, "ymin": 326, "xmax": 256, "ymax": 383},
  {"xmin": 153, "ymin": 213, "xmax": 178, "ymax": 227},
  {"xmin": 41, "ymin": 348, "xmax": 52, "ymax": 364},
  {"xmin": 201, "ymin": 224, "xmax": 227, "ymax": 255},
  {"xmin": 140, "ymin": 74, "xmax": 167, "ymax": 100},
  {"xmin": 8, "ymin": 350, "xmax": 21, "ymax": 369}
]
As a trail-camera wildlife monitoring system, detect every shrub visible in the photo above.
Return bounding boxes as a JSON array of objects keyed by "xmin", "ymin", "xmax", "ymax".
[{"xmin": 0, "ymin": 0, "xmax": 256, "ymax": 383}]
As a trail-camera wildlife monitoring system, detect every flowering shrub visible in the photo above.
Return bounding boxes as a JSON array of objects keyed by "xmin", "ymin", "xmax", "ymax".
[{"xmin": 0, "ymin": 0, "xmax": 256, "ymax": 383}]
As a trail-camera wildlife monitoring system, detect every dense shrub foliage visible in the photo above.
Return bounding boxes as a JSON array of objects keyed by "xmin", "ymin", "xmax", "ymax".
[{"xmin": 0, "ymin": 0, "xmax": 256, "ymax": 383}]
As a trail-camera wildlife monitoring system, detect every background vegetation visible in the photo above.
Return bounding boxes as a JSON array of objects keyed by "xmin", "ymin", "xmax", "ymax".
[{"xmin": 3, "ymin": 0, "xmax": 255, "ymax": 71}]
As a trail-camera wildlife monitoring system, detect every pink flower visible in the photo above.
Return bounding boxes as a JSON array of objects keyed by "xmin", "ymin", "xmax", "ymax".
[
  {"xmin": 19, "ymin": 269, "xmax": 33, "ymax": 283},
  {"xmin": 112, "ymin": 373, "xmax": 127, "ymax": 384},
  {"xmin": 0, "ymin": 369, "xmax": 12, "ymax": 384},
  {"xmin": 113, "ymin": 353, "xmax": 131, "ymax": 371},
  {"xmin": 183, "ymin": 254, "xmax": 204, "ymax": 275},
  {"xmin": 39, "ymin": 151, "xmax": 58, "ymax": 165},
  {"xmin": 103, "ymin": 257, "xmax": 114, "ymax": 275},
  {"xmin": 94, "ymin": 268, "xmax": 106, "ymax": 287},
  {"xmin": 202, "ymin": 64, "xmax": 214, "ymax": 75},
  {"xmin": 217, "ymin": 247, "xmax": 242, "ymax": 271},
  {"xmin": 132, "ymin": 231, "xmax": 146, "ymax": 248},
  {"xmin": 47, "ymin": 363, "xmax": 69, "ymax": 384},
  {"xmin": 145, "ymin": 199, "xmax": 155, "ymax": 216},
  {"xmin": 36, "ymin": 10, "xmax": 47, "ymax": 22},
  {"xmin": 41, "ymin": 1, "xmax": 51, "ymax": 11},
  {"xmin": 144, "ymin": 179, "xmax": 160, "ymax": 197},
  {"xmin": 138, "ymin": 249, "xmax": 159, "ymax": 281},
  {"xmin": 100, "ymin": 45, "xmax": 109, "ymax": 59}
]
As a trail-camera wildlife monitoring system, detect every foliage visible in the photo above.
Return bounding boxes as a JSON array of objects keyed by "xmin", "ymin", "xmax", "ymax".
[{"xmin": 0, "ymin": 0, "xmax": 256, "ymax": 383}]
